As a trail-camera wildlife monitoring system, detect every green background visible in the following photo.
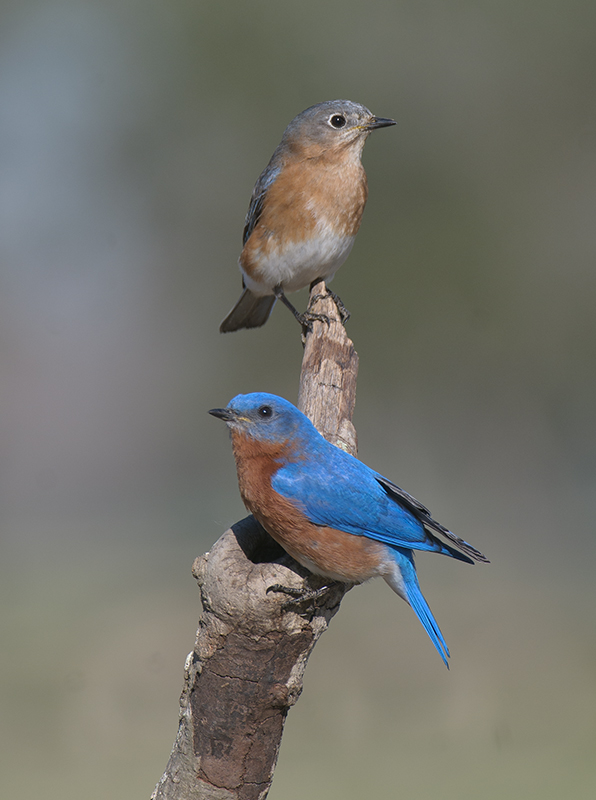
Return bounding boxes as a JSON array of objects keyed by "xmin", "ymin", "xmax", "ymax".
[{"xmin": 1, "ymin": 1, "xmax": 595, "ymax": 797}]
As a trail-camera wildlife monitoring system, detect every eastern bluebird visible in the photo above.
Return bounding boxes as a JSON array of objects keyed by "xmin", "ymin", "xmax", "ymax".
[
  {"xmin": 220, "ymin": 100, "xmax": 396, "ymax": 333},
  {"xmin": 209, "ymin": 393, "xmax": 488, "ymax": 667}
]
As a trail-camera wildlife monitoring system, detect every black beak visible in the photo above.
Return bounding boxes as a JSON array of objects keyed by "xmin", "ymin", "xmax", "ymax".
[
  {"xmin": 208, "ymin": 407, "xmax": 236, "ymax": 422},
  {"xmin": 369, "ymin": 116, "xmax": 396, "ymax": 129}
]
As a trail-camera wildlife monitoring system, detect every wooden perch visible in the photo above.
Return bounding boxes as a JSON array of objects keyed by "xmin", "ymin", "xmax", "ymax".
[{"xmin": 152, "ymin": 282, "xmax": 358, "ymax": 800}]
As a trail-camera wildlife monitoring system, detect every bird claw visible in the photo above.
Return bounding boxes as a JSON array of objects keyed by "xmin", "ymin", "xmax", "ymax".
[
  {"xmin": 273, "ymin": 285, "xmax": 330, "ymax": 334},
  {"xmin": 307, "ymin": 288, "xmax": 350, "ymax": 325},
  {"xmin": 324, "ymin": 289, "xmax": 351, "ymax": 324},
  {"xmin": 266, "ymin": 582, "xmax": 336, "ymax": 611},
  {"xmin": 298, "ymin": 311, "xmax": 332, "ymax": 336}
]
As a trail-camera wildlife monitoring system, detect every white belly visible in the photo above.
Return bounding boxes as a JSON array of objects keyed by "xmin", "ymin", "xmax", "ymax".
[{"xmin": 242, "ymin": 231, "xmax": 355, "ymax": 296}]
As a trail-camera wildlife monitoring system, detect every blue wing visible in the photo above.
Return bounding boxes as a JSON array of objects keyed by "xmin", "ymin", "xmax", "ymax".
[{"xmin": 271, "ymin": 441, "xmax": 487, "ymax": 564}]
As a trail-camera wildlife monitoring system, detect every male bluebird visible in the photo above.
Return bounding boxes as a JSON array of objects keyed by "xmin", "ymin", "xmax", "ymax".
[
  {"xmin": 209, "ymin": 392, "xmax": 488, "ymax": 667},
  {"xmin": 220, "ymin": 100, "xmax": 395, "ymax": 333}
]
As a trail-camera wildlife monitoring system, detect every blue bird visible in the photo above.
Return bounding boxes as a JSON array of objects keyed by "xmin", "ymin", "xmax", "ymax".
[{"xmin": 209, "ymin": 393, "xmax": 488, "ymax": 667}]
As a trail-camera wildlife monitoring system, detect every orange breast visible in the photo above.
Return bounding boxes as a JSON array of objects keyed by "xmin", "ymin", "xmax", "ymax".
[
  {"xmin": 240, "ymin": 150, "xmax": 368, "ymax": 282},
  {"xmin": 231, "ymin": 431, "xmax": 386, "ymax": 583}
]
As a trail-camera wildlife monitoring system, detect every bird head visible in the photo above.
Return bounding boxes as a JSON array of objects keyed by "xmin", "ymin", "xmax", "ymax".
[
  {"xmin": 281, "ymin": 100, "xmax": 395, "ymax": 155},
  {"xmin": 209, "ymin": 392, "xmax": 313, "ymax": 444}
]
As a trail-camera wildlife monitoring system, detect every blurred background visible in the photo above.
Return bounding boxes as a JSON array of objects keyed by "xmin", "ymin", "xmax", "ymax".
[{"xmin": 1, "ymin": 1, "xmax": 595, "ymax": 797}]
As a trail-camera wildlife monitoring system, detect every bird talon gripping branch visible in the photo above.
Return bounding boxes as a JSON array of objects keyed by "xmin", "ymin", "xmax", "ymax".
[
  {"xmin": 323, "ymin": 288, "xmax": 351, "ymax": 324},
  {"xmin": 299, "ymin": 311, "xmax": 332, "ymax": 330},
  {"xmin": 266, "ymin": 582, "xmax": 337, "ymax": 611}
]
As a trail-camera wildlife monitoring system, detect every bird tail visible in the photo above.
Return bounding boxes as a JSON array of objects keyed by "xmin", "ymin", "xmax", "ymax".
[
  {"xmin": 384, "ymin": 547, "xmax": 450, "ymax": 668},
  {"xmin": 220, "ymin": 288, "xmax": 276, "ymax": 332}
]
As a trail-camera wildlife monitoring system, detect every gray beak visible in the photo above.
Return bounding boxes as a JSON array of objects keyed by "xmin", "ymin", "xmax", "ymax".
[
  {"xmin": 208, "ymin": 407, "xmax": 237, "ymax": 422},
  {"xmin": 369, "ymin": 116, "xmax": 396, "ymax": 129}
]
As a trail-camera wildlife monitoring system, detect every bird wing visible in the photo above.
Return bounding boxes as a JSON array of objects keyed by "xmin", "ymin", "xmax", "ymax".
[
  {"xmin": 375, "ymin": 475, "xmax": 489, "ymax": 563},
  {"xmin": 271, "ymin": 446, "xmax": 487, "ymax": 563},
  {"xmin": 242, "ymin": 163, "xmax": 282, "ymax": 245}
]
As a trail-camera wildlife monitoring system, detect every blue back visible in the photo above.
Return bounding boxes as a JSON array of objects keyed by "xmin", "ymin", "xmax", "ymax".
[{"xmin": 224, "ymin": 393, "xmax": 480, "ymax": 561}]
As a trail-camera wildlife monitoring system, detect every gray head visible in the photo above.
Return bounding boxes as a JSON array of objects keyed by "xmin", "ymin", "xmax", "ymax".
[{"xmin": 279, "ymin": 100, "xmax": 395, "ymax": 153}]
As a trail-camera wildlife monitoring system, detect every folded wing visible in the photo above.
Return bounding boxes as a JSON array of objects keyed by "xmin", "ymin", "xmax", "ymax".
[{"xmin": 271, "ymin": 444, "xmax": 488, "ymax": 564}]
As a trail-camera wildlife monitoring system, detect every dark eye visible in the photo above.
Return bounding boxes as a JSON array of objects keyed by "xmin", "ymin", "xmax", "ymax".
[
  {"xmin": 258, "ymin": 405, "xmax": 273, "ymax": 418},
  {"xmin": 329, "ymin": 114, "xmax": 346, "ymax": 129}
]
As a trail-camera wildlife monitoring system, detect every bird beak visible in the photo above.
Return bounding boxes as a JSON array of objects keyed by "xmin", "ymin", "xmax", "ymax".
[
  {"xmin": 208, "ymin": 407, "xmax": 237, "ymax": 422},
  {"xmin": 369, "ymin": 116, "xmax": 396, "ymax": 129}
]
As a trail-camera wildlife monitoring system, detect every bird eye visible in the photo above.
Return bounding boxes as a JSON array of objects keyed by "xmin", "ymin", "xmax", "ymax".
[
  {"xmin": 258, "ymin": 405, "xmax": 273, "ymax": 418},
  {"xmin": 329, "ymin": 114, "xmax": 346, "ymax": 129}
]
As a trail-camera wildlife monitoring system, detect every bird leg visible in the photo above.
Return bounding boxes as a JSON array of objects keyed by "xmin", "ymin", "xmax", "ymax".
[{"xmin": 274, "ymin": 284, "xmax": 331, "ymax": 334}]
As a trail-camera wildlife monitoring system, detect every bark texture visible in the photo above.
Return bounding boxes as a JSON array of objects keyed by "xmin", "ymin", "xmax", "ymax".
[{"xmin": 152, "ymin": 282, "xmax": 358, "ymax": 800}]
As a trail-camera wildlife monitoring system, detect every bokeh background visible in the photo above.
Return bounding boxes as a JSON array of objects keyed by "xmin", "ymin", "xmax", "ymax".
[{"xmin": 2, "ymin": 1, "xmax": 596, "ymax": 798}]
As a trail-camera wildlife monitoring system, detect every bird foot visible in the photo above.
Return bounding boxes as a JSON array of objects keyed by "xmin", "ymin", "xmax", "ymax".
[
  {"xmin": 297, "ymin": 310, "xmax": 332, "ymax": 337},
  {"xmin": 266, "ymin": 582, "xmax": 337, "ymax": 611},
  {"xmin": 308, "ymin": 285, "xmax": 350, "ymax": 324},
  {"xmin": 273, "ymin": 284, "xmax": 333, "ymax": 337},
  {"xmin": 324, "ymin": 288, "xmax": 350, "ymax": 324}
]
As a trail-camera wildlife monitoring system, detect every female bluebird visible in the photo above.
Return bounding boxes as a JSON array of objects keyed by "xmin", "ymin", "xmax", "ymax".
[
  {"xmin": 209, "ymin": 393, "xmax": 488, "ymax": 667},
  {"xmin": 220, "ymin": 100, "xmax": 396, "ymax": 333}
]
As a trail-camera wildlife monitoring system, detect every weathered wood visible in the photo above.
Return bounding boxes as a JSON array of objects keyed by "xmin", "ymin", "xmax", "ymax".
[
  {"xmin": 152, "ymin": 282, "xmax": 358, "ymax": 800},
  {"xmin": 297, "ymin": 279, "xmax": 359, "ymax": 454}
]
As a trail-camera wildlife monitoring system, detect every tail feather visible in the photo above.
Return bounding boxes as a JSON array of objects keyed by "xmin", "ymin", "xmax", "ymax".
[
  {"xmin": 220, "ymin": 289, "xmax": 276, "ymax": 332},
  {"xmin": 384, "ymin": 547, "xmax": 450, "ymax": 668},
  {"xmin": 405, "ymin": 579, "xmax": 450, "ymax": 668}
]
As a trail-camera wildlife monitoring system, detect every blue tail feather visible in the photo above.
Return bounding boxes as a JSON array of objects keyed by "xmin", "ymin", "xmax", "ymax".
[
  {"xmin": 404, "ymin": 578, "xmax": 450, "ymax": 668},
  {"xmin": 386, "ymin": 546, "xmax": 451, "ymax": 668}
]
